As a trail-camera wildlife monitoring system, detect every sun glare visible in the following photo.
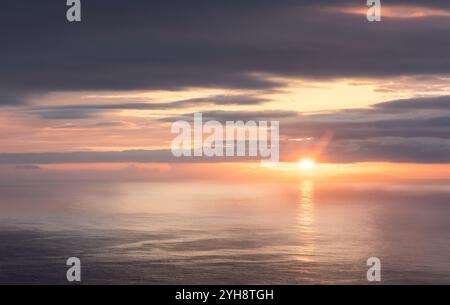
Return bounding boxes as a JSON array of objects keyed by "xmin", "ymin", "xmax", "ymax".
[{"xmin": 298, "ymin": 159, "xmax": 316, "ymax": 170}]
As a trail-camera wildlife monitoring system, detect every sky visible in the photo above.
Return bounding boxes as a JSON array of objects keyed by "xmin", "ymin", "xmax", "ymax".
[{"xmin": 1, "ymin": 0, "xmax": 450, "ymax": 181}]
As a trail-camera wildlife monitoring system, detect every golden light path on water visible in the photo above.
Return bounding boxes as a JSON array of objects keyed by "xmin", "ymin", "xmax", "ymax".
[{"xmin": 295, "ymin": 180, "xmax": 316, "ymax": 263}]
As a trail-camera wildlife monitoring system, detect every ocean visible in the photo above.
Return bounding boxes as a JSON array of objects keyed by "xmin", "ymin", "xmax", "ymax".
[{"xmin": 0, "ymin": 180, "xmax": 449, "ymax": 284}]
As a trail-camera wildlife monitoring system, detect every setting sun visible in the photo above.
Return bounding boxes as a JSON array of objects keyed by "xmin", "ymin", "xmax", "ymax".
[{"xmin": 298, "ymin": 159, "xmax": 316, "ymax": 170}]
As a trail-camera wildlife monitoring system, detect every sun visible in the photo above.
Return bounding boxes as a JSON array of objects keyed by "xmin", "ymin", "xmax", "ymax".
[{"xmin": 298, "ymin": 159, "xmax": 316, "ymax": 170}]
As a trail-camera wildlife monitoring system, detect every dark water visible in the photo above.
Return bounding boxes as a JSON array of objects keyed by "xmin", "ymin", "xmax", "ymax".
[{"xmin": 0, "ymin": 180, "xmax": 449, "ymax": 284}]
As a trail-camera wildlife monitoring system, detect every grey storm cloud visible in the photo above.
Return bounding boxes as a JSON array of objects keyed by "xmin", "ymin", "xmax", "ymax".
[{"xmin": 2, "ymin": 0, "xmax": 450, "ymax": 104}]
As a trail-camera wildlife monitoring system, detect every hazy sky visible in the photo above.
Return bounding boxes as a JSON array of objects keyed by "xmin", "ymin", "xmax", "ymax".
[{"xmin": 1, "ymin": 0, "xmax": 450, "ymax": 177}]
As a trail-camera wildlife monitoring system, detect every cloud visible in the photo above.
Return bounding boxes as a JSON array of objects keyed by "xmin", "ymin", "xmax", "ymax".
[
  {"xmin": 50, "ymin": 121, "xmax": 133, "ymax": 129},
  {"xmin": 2, "ymin": 1, "xmax": 450, "ymax": 164},
  {"xmin": 4, "ymin": 94, "xmax": 450, "ymax": 164},
  {"xmin": 277, "ymin": 95, "xmax": 450, "ymax": 163},
  {"xmin": 0, "ymin": 91, "xmax": 27, "ymax": 105},
  {"xmin": 0, "ymin": 150, "xmax": 257, "ymax": 164},
  {"xmin": 374, "ymin": 95, "xmax": 450, "ymax": 110},
  {"xmin": 2, "ymin": 1, "xmax": 450, "ymax": 104},
  {"xmin": 36, "ymin": 108, "xmax": 103, "ymax": 120},
  {"xmin": 1, "ymin": 136, "xmax": 450, "ymax": 164},
  {"xmin": 28, "ymin": 95, "xmax": 267, "ymax": 119},
  {"xmin": 159, "ymin": 110, "xmax": 299, "ymax": 123},
  {"xmin": 282, "ymin": 116, "xmax": 450, "ymax": 140},
  {"xmin": 14, "ymin": 165, "xmax": 42, "ymax": 170},
  {"xmin": 321, "ymin": 137, "xmax": 450, "ymax": 163},
  {"xmin": 279, "ymin": 95, "xmax": 450, "ymax": 140}
]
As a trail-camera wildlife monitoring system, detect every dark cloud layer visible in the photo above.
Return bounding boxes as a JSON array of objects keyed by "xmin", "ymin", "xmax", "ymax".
[
  {"xmin": 375, "ymin": 95, "xmax": 450, "ymax": 110},
  {"xmin": 282, "ymin": 95, "xmax": 450, "ymax": 140},
  {"xmin": 2, "ymin": 0, "xmax": 450, "ymax": 104}
]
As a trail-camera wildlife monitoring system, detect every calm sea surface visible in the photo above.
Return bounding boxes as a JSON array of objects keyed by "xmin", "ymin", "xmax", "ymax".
[{"xmin": 0, "ymin": 180, "xmax": 449, "ymax": 284}]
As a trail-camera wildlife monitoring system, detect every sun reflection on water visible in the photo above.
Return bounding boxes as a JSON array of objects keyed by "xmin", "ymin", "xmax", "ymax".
[
  {"xmin": 298, "ymin": 180, "xmax": 315, "ymax": 231},
  {"xmin": 295, "ymin": 180, "xmax": 316, "ymax": 262}
]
